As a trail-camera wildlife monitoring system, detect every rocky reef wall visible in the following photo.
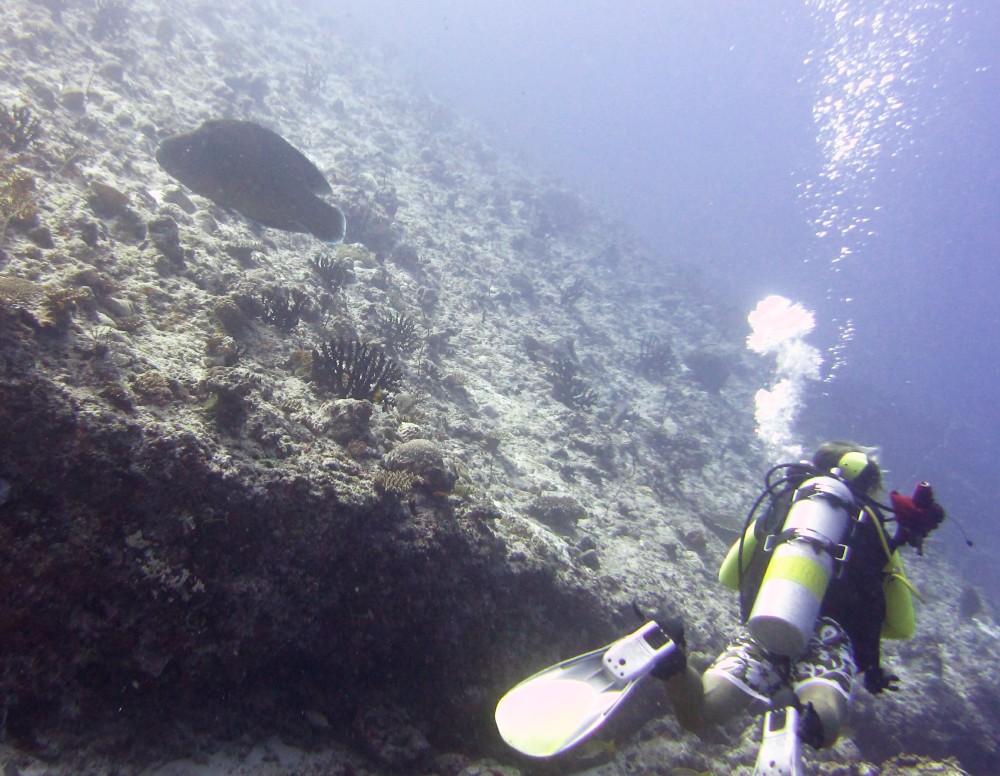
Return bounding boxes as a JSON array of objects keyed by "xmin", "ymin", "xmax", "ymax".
[{"xmin": 0, "ymin": 0, "xmax": 996, "ymax": 774}]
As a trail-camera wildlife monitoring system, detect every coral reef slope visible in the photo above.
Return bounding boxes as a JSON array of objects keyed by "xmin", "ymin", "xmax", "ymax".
[{"xmin": 0, "ymin": 0, "xmax": 996, "ymax": 774}]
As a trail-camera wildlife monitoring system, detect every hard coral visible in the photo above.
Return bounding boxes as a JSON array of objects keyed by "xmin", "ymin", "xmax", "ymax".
[
  {"xmin": 259, "ymin": 286, "xmax": 312, "ymax": 332},
  {"xmin": 326, "ymin": 398, "xmax": 374, "ymax": 443},
  {"xmin": 0, "ymin": 105, "xmax": 42, "ymax": 153},
  {"xmin": 146, "ymin": 215, "xmax": 186, "ymax": 269},
  {"xmin": 637, "ymin": 334, "xmax": 676, "ymax": 380},
  {"xmin": 373, "ymin": 469, "xmax": 421, "ymax": 497},
  {"xmin": 0, "ymin": 163, "xmax": 37, "ymax": 234},
  {"xmin": 311, "ymin": 337, "xmax": 402, "ymax": 402},
  {"xmin": 39, "ymin": 286, "xmax": 92, "ymax": 328},
  {"xmin": 527, "ymin": 493, "xmax": 587, "ymax": 534},
  {"xmin": 376, "ymin": 309, "xmax": 420, "ymax": 353},
  {"xmin": 879, "ymin": 754, "xmax": 971, "ymax": 775},
  {"xmin": 383, "ymin": 438, "xmax": 456, "ymax": 494},
  {"xmin": 0, "ymin": 277, "xmax": 45, "ymax": 308},
  {"xmin": 548, "ymin": 357, "xmax": 596, "ymax": 410}
]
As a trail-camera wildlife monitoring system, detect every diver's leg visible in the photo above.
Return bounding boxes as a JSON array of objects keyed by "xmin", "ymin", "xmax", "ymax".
[
  {"xmin": 796, "ymin": 681, "xmax": 849, "ymax": 747},
  {"xmin": 667, "ymin": 627, "xmax": 777, "ymax": 730},
  {"xmin": 792, "ymin": 617, "xmax": 858, "ymax": 748},
  {"xmin": 664, "ymin": 664, "xmax": 756, "ymax": 729},
  {"xmin": 663, "ymin": 665, "xmax": 707, "ymax": 730},
  {"xmin": 701, "ymin": 669, "xmax": 755, "ymax": 724}
]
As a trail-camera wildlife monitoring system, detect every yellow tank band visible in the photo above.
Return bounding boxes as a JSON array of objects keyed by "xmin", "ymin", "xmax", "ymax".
[{"xmin": 764, "ymin": 554, "xmax": 829, "ymax": 600}]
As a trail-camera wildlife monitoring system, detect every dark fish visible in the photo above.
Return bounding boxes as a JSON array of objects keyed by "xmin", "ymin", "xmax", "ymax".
[
  {"xmin": 609, "ymin": 399, "xmax": 631, "ymax": 430},
  {"xmin": 155, "ymin": 119, "xmax": 346, "ymax": 243}
]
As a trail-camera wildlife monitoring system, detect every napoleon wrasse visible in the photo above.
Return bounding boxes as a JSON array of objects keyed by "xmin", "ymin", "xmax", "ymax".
[{"xmin": 155, "ymin": 119, "xmax": 346, "ymax": 243}]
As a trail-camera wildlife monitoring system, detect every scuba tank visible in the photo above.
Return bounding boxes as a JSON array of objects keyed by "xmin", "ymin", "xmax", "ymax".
[{"xmin": 748, "ymin": 475, "xmax": 855, "ymax": 656}]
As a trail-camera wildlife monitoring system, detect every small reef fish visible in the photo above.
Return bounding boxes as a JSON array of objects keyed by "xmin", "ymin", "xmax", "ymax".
[{"xmin": 155, "ymin": 119, "xmax": 346, "ymax": 243}]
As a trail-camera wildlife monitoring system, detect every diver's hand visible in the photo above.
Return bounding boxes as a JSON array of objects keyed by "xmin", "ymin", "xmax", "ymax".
[
  {"xmin": 797, "ymin": 702, "xmax": 826, "ymax": 749},
  {"xmin": 632, "ymin": 601, "xmax": 687, "ymax": 680},
  {"xmin": 863, "ymin": 666, "xmax": 901, "ymax": 694},
  {"xmin": 891, "ymin": 483, "xmax": 946, "ymax": 554},
  {"xmin": 650, "ymin": 616, "xmax": 687, "ymax": 680}
]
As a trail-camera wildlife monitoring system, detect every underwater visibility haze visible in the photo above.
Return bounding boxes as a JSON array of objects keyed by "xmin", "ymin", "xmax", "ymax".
[
  {"xmin": 2, "ymin": 0, "xmax": 1000, "ymax": 773},
  {"xmin": 332, "ymin": 0, "xmax": 1000, "ymax": 590}
]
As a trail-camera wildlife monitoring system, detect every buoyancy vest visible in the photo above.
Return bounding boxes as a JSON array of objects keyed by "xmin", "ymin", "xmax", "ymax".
[{"xmin": 882, "ymin": 549, "xmax": 916, "ymax": 640}]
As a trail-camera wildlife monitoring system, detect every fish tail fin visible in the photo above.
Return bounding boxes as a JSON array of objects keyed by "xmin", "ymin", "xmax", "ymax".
[{"xmin": 302, "ymin": 196, "xmax": 346, "ymax": 244}]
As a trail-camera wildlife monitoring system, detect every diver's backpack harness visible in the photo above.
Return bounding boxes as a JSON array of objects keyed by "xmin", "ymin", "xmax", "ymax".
[
  {"xmin": 737, "ymin": 461, "xmax": 937, "ymax": 656},
  {"xmin": 747, "ymin": 470, "xmax": 863, "ymax": 656},
  {"xmin": 764, "ymin": 479, "xmax": 855, "ymax": 556},
  {"xmin": 737, "ymin": 463, "xmax": 819, "ymax": 632},
  {"xmin": 736, "ymin": 460, "xmax": 917, "ymax": 654}
]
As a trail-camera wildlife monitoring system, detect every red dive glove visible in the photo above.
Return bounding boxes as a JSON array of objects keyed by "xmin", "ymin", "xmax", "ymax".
[{"xmin": 890, "ymin": 482, "xmax": 945, "ymax": 555}]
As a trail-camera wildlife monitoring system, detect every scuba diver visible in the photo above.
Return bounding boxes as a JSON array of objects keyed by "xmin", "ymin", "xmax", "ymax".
[
  {"xmin": 496, "ymin": 440, "xmax": 946, "ymax": 774},
  {"xmin": 661, "ymin": 440, "xmax": 946, "ymax": 764}
]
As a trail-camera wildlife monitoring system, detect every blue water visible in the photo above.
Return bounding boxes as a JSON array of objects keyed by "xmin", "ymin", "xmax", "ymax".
[{"xmin": 323, "ymin": 0, "xmax": 1000, "ymax": 592}]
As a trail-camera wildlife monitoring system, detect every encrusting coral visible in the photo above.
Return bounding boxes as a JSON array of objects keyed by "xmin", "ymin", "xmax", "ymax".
[
  {"xmin": 0, "ymin": 160, "xmax": 36, "ymax": 235},
  {"xmin": 373, "ymin": 469, "xmax": 421, "ymax": 496}
]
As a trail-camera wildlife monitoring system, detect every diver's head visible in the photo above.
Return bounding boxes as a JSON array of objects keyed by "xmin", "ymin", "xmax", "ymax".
[{"xmin": 812, "ymin": 440, "xmax": 882, "ymax": 495}]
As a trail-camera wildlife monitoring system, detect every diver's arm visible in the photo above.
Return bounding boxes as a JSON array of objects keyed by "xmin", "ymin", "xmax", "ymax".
[{"xmin": 718, "ymin": 521, "xmax": 758, "ymax": 590}]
